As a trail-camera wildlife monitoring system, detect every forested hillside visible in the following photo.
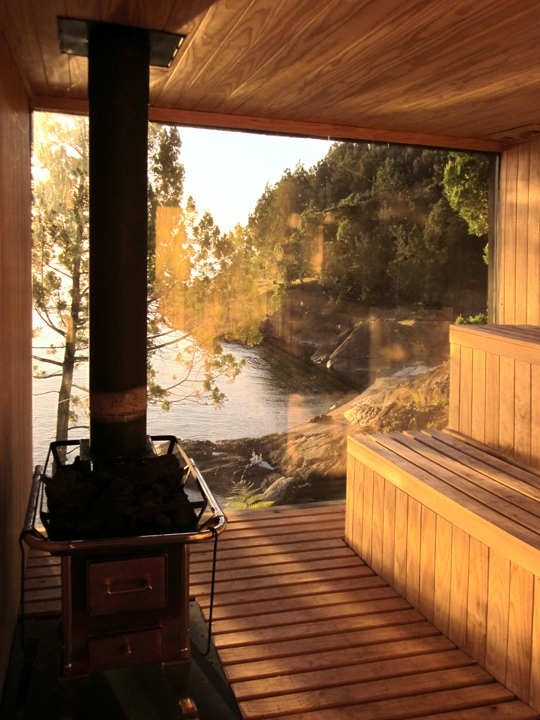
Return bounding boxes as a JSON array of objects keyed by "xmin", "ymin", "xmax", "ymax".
[{"xmin": 164, "ymin": 141, "xmax": 490, "ymax": 346}]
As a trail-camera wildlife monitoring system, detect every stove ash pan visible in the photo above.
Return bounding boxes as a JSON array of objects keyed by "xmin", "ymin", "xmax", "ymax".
[{"xmin": 23, "ymin": 436, "xmax": 225, "ymax": 550}]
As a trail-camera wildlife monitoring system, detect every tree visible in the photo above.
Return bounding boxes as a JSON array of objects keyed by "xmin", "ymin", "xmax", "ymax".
[
  {"xmin": 32, "ymin": 114, "xmax": 243, "ymax": 445},
  {"xmin": 443, "ymin": 152, "xmax": 490, "ymax": 238},
  {"xmin": 32, "ymin": 113, "xmax": 89, "ymax": 447}
]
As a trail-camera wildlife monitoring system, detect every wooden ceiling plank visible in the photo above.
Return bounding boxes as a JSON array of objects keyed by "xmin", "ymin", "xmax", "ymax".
[
  {"xmin": 0, "ymin": 0, "xmax": 49, "ymax": 95},
  {"xmin": 29, "ymin": 0, "xmax": 72, "ymax": 95},
  {"xmin": 193, "ymin": 0, "xmax": 369, "ymax": 107},
  {"xmin": 151, "ymin": 0, "xmax": 256, "ymax": 106},
  {"xmin": 8, "ymin": 0, "xmax": 540, "ymax": 145},
  {"xmin": 230, "ymin": 0, "xmax": 531, "ymax": 125}
]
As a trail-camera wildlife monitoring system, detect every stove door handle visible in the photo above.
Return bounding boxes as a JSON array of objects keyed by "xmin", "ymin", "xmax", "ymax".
[{"xmin": 104, "ymin": 575, "xmax": 153, "ymax": 596}]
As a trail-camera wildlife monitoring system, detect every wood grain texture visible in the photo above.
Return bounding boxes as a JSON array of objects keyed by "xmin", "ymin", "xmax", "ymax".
[
  {"xmin": 192, "ymin": 504, "xmax": 537, "ymax": 719},
  {"xmin": 497, "ymin": 139, "xmax": 540, "ymax": 324},
  {"xmin": 347, "ymin": 431, "xmax": 540, "ymax": 712},
  {"xmin": 26, "ymin": 502, "xmax": 537, "ymax": 717},
  {"xmin": 7, "ymin": 1, "xmax": 540, "ymax": 148},
  {"xmin": 449, "ymin": 324, "xmax": 540, "ymax": 467},
  {"xmin": 0, "ymin": 34, "xmax": 32, "ymax": 693}
]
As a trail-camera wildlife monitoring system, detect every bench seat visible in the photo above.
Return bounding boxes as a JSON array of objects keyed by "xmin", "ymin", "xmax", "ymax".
[{"xmin": 346, "ymin": 428, "xmax": 540, "ymax": 712}]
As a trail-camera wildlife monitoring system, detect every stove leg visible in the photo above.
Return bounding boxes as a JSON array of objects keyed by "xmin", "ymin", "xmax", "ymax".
[{"xmin": 163, "ymin": 661, "xmax": 199, "ymax": 719}]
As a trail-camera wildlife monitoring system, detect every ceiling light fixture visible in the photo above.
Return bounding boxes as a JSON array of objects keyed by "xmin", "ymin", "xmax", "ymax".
[{"xmin": 57, "ymin": 17, "xmax": 185, "ymax": 68}]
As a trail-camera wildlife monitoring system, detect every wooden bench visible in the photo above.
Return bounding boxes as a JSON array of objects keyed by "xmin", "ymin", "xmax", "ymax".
[{"xmin": 346, "ymin": 428, "xmax": 540, "ymax": 713}]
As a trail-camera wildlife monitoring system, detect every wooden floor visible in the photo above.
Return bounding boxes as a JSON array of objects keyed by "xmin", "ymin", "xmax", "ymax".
[
  {"xmin": 23, "ymin": 503, "xmax": 539, "ymax": 719},
  {"xmin": 190, "ymin": 503, "xmax": 538, "ymax": 720}
]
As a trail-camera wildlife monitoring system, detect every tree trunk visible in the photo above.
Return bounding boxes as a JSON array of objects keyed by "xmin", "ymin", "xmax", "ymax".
[{"xmin": 55, "ymin": 199, "xmax": 84, "ymax": 461}]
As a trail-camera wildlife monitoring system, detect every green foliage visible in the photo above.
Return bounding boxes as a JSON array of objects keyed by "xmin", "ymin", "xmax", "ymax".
[
  {"xmin": 242, "ymin": 142, "xmax": 488, "ymax": 310},
  {"xmin": 443, "ymin": 152, "xmax": 490, "ymax": 237},
  {"xmin": 226, "ymin": 478, "xmax": 274, "ymax": 510},
  {"xmin": 32, "ymin": 113, "xmax": 244, "ymax": 443},
  {"xmin": 32, "ymin": 113, "xmax": 90, "ymax": 445},
  {"xmin": 454, "ymin": 312, "xmax": 488, "ymax": 325}
]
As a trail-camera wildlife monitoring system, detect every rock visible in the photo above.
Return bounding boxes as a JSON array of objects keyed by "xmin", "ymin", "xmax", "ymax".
[{"xmin": 185, "ymin": 361, "xmax": 449, "ymax": 509}]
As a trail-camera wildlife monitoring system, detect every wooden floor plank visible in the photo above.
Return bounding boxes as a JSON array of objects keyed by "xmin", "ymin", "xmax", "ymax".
[
  {"xmin": 414, "ymin": 702, "xmax": 540, "ymax": 719},
  {"xmin": 232, "ymin": 648, "xmax": 475, "ymax": 701},
  {"xmin": 209, "ymin": 584, "xmax": 399, "ymax": 620},
  {"xmin": 237, "ymin": 665, "xmax": 494, "ymax": 719},
  {"xmin": 224, "ymin": 633, "xmax": 454, "ymax": 682},
  {"xmin": 196, "ymin": 573, "xmax": 388, "ymax": 611},
  {"xmin": 213, "ymin": 607, "xmax": 422, "ymax": 650},
  {"xmin": 269, "ymin": 685, "xmax": 518, "ymax": 720},
  {"xmin": 217, "ymin": 619, "xmax": 439, "ymax": 666}
]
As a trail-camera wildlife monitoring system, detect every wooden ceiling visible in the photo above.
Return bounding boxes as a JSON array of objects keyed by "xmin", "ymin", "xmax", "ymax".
[{"xmin": 2, "ymin": 0, "xmax": 540, "ymax": 152}]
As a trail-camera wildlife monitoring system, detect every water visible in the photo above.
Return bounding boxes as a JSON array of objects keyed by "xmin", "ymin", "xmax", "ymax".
[{"xmin": 32, "ymin": 337, "xmax": 350, "ymax": 467}]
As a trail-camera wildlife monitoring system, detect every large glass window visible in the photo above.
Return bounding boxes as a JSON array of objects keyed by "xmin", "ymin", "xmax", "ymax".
[{"xmin": 32, "ymin": 113, "xmax": 490, "ymax": 508}]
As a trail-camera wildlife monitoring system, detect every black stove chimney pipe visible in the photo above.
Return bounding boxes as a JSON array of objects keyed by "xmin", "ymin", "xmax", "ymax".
[{"xmin": 88, "ymin": 23, "xmax": 150, "ymax": 460}]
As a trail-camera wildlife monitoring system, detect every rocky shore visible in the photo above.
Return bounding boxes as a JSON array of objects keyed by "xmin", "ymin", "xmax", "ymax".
[
  {"xmin": 182, "ymin": 287, "xmax": 456, "ymax": 510},
  {"xmin": 183, "ymin": 360, "xmax": 449, "ymax": 509}
]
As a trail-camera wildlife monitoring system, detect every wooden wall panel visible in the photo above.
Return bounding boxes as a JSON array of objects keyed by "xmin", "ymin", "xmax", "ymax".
[
  {"xmin": 466, "ymin": 537, "xmax": 489, "ymax": 665},
  {"xmin": 496, "ymin": 139, "xmax": 540, "ymax": 325},
  {"xmin": 506, "ymin": 564, "xmax": 534, "ymax": 701},
  {"xmin": 448, "ymin": 324, "xmax": 540, "ymax": 467},
  {"xmin": 0, "ymin": 34, "xmax": 32, "ymax": 696},
  {"xmin": 485, "ymin": 552, "xmax": 510, "ymax": 683},
  {"xmin": 531, "ymin": 575, "xmax": 540, "ymax": 709}
]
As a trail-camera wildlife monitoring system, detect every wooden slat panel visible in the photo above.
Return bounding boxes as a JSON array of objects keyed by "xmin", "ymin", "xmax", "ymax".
[
  {"xmin": 515, "ymin": 143, "xmax": 531, "ymax": 324},
  {"xmin": 433, "ymin": 515, "xmax": 452, "ymax": 636},
  {"xmin": 448, "ymin": 339, "xmax": 461, "ymax": 431},
  {"xmin": 209, "ymin": 583, "xmax": 396, "ymax": 622},
  {"xmin": 370, "ymin": 472, "xmax": 385, "ymax": 575},
  {"xmin": 393, "ymin": 487, "xmax": 408, "ymax": 596},
  {"xmin": 514, "ymin": 359, "xmax": 532, "ymax": 465},
  {"xmin": 381, "ymin": 479, "xmax": 396, "ymax": 583},
  {"xmin": 216, "ymin": 617, "xmax": 432, "ymax": 666},
  {"xmin": 458, "ymin": 345, "xmax": 473, "ymax": 437},
  {"xmin": 449, "ymin": 526, "xmax": 470, "ymax": 649},
  {"xmin": 196, "ymin": 574, "xmax": 386, "ymax": 612},
  {"xmin": 232, "ymin": 649, "xmax": 475, "ymax": 702},
  {"xmin": 191, "ymin": 563, "xmax": 373, "ymax": 598},
  {"xmin": 414, "ymin": 702, "xmax": 540, "ymax": 720},
  {"xmin": 211, "ymin": 596, "xmax": 410, "ymax": 637},
  {"xmin": 466, "ymin": 536, "xmax": 489, "ymax": 664},
  {"xmin": 237, "ymin": 666, "xmax": 494, "ymax": 719},
  {"xmin": 485, "ymin": 351, "xmax": 500, "ymax": 448},
  {"xmin": 361, "ymin": 466, "xmax": 374, "ymax": 568},
  {"xmin": 273, "ymin": 686, "xmax": 521, "ymax": 720},
  {"xmin": 527, "ymin": 143, "xmax": 540, "ymax": 325},
  {"xmin": 506, "ymin": 563, "xmax": 534, "ymax": 702},
  {"xmin": 405, "ymin": 497, "xmax": 421, "ymax": 608},
  {"xmin": 502, "ymin": 148, "xmax": 518, "ymax": 324},
  {"xmin": 224, "ymin": 633, "xmax": 452, "ymax": 683},
  {"xmin": 531, "ymin": 364, "xmax": 540, "ymax": 468},
  {"xmin": 213, "ymin": 603, "xmax": 413, "ymax": 649},
  {"xmin": 531, "ymin": 574, "xmax": 540, "ymax": 709},
  {"xmin": 499, "ymin": 355, "xmax": 516, "ymax": 455},
  {"xmin": 419, "ymin": 505, "xmax": 436, "ymax": 623},
  {"xmin": 471, "ymin": 347, "xmax": 487, "ymax": 443},
  {"xmin": 485, "ymin": 550, "xmax": 510, "ymax": 682}
]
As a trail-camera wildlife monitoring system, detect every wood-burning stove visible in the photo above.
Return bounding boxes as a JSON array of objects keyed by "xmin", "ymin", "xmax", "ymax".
[
  {"xmin": 21, "ymin": 19, "xmax": 226, "ymax": 719},
  {"xmin": 22, "ymin": 437, "xmax": 225, "ymax": 718}
]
